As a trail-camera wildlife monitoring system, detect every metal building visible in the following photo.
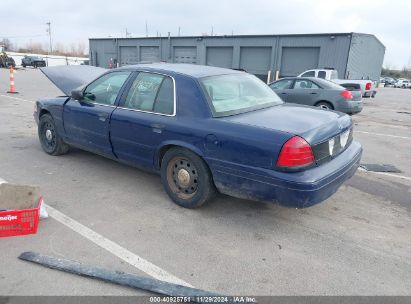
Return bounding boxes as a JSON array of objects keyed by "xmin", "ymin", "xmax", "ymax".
[{"xmin": 89, "ymin": 32, "xmax": 385, "ymax": 81}]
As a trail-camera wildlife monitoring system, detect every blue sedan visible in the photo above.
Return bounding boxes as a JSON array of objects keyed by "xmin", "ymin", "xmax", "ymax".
[{"xmin": 35, "ymin": 63, "xmax": 362, "ymax": 208}]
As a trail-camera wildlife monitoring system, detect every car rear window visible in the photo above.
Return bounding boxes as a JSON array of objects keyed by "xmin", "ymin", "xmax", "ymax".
[{"xmin": 200, "ymin": 74, "xmax": 283, "ymax": 117}]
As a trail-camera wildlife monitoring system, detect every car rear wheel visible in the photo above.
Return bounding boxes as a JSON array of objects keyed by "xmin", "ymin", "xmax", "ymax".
[
  {"xmin": 38, "ymin": 114, "xmax": 69, "ymax": 156},
  {"xmin": 315, "ymin": 101, "xmax": 334, "ymax": 110},
  {"xmin": 161, "ymin": 147, "xmax": 216, "ymax": 208}
]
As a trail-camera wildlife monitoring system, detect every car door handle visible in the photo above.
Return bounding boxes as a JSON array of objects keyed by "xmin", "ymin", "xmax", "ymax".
[
  {"xmin": 280, "ymin": 92, "xmax": 287, "ymax": 95},
  {"xmin": 310, "ymin": 92, "xmax": 318, "ymax": 95},
  {"xmin": 98, "ymin": 113, "xmax": 109, "ymax": 121},
  {"xmin": 151, "ymin": 123, "xmax": 165, "ymax": 133}
]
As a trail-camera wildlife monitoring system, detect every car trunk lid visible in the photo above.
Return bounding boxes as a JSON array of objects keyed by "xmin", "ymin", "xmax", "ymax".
[{"xmin": 220, "ymin": 103, "xmax": 352, "ymax": 145}]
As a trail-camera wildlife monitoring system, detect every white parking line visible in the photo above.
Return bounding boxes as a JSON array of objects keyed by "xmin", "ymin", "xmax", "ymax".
[
  {"xmin": 44, "ymin": 204, "xmax": 193, "ymax": 287},
  {"xmin": 358, "ymin": 167, "xmax": 411, "ymax": 181},
  {"xmin": 356, "ymin": 131, "xmax": 411, "ymax": 140},
  {"xmin": 0, "ymin": 177, "xmax": 192, "ymax": 287},
  {"xmin": 0, "ymin": 94, "xmax": 34, "ymax": 103}
]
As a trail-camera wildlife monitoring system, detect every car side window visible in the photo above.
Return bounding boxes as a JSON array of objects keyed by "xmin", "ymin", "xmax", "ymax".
[
  {"xmin": 124, "ymin": 72, "xmax": 174, "ymax": 115},
  {"xmin": 83, "ymin": 72, "xmax": 131, "ymax": 105},
  {"xmin": 294, "ymin": 79, "xmax": 321, "ymax": 89},
  {"xmin": 269, "ymin": 79, "xmax": 293, "ymax": 90},
  {"xmin": 301, "ymin": 71, "xmax": 315, "ymax": 77},
  {"xmin": 318, "ymin": 71, "xmax": 326, "ymax": 79}
]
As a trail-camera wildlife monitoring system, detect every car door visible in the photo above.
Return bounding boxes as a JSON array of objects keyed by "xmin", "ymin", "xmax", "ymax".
[
  {"xmin": 268, "ymin": 79, "xmax": 294, "ymax": 102},
  {"xmin": 288, "ymin": 79, "xmax": 322, "ymax": 106},
  {"xmin": 63, "ymin": 71, "xmax": 132, "ymax": 156},
  {"xmin": 110, "ymin": 71, "xmax": 175, "ymax": 169}
]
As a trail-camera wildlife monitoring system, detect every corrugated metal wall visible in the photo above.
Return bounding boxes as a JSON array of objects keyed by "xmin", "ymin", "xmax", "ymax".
[
  {"xmin": 89, "ymin": 33, "xmax": 384, "ymax": 81},
  {"xmin": 346, "ymin": 34, "xmax": 385, "ymax": 81}
]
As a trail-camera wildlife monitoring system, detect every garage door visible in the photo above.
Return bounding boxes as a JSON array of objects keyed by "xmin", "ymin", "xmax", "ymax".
[
  {"xmin": 140, "ymin": 46, "xmax": 160, "ymax": 62},
  {"xmin": 206, "ymin": 47, "xmax": 233, "ymax": 68},
  {"xmin": 120, "ymin": 46, "xmax": 138, "ymax": 66},
  {"xmin": 174, "ymin": 47, "xmax": 197, "ymax": 64},
  {"xmin": 240, "ymin": 47, "xmax": 271, "ymax": 76},
  {"xmin": 280, "ymin": 47, "xmax": 320, "ymax": 77}
]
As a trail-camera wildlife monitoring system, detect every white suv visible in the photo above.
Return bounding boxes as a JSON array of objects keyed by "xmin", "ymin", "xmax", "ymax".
[{"xmin": 394, "ymin": 79, "xmax": 411, "ymax": 88}]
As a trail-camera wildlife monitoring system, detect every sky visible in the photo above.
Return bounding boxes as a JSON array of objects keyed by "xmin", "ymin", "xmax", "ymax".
[{"xmin": 1, "ymin": 0, "xmax": 410, "ymax": 69}]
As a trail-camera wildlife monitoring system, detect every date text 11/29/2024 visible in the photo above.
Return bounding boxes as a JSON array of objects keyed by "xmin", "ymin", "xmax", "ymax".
[{"xmin": 149, "ymin": 296, "xmax": 257, "ymax": 303}]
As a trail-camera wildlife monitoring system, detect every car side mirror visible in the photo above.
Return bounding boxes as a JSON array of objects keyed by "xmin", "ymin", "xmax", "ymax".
[{"xmin": 71, "ymin": 89, "xmax": 84, "ymax": 101}]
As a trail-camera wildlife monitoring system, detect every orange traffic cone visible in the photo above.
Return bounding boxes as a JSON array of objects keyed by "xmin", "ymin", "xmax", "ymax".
[{"xmin": 7, "ymin": 66, "xmax": 18, "ymax": 94}]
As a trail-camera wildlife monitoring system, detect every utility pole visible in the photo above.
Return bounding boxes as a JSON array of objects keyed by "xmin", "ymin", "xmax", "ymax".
[
  {"xmin": 145, "ymin": 21, "xmax": 148, "ymax": 37},
  {"xmin": 46, "ymin": 22, "xmax": 52, "ymax": 66},
  {"xmin": 211, "ymin": 26, "xmax": 214, "ymax": 36},
  {"xmin": 178, "ymin": 26, "xmax": 181, "ymax": 36}
]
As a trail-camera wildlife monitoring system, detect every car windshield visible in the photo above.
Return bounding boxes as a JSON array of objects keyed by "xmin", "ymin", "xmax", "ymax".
[{"xmin": 200, "ymin": 73, "xmax": 283, "ymax": 117}]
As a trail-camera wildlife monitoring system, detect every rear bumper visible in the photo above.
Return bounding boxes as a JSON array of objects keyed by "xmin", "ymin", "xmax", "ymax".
[
  {"xmin": 336, "ymin": 100, "xmax": 363, "ymax": 114},
  {"xmin": 210, "ymin": 141, "xmax": 362, "ymax": 208}
]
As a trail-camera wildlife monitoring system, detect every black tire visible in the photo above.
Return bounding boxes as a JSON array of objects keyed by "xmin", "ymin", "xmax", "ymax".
[
  {"xmin": 160, "ymin": 147, "xmax": 216, "ymax": 208},
  {"xmin": 38, "ymin": 114, "xmax": 69, "ymax": 156},
  {"xmin": 315, "ymin": 101, "xmax": 334, "ymax": 110},
  {"xmin": 22, "ymin": 64, "xmax": 26, "ymax": 68}
]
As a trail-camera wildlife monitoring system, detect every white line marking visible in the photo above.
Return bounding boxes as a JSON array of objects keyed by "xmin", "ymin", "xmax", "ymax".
[
  {"xmin": 0, "ymin": 176, "xmax": 191, "ymax": 287},
  {"xmin": 44, "ymin": 203, "xmax": 193, "ymax": 287},
  {"xmin": 358, "ymin": 167, "xmax": 411, "ymax": 181},
  {"xmin": 0, "ymin": 94, "xmax": 34, "ymax": 103},
  {"xmin": 356, "ymin": 131, "xmax": 411, "ymax": 140}
]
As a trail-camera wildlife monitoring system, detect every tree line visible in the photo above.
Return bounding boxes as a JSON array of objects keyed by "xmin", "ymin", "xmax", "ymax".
[
  {"xmin": 1, "ymin": 38, "xmax": 87, "ymax": 57},
  {"xmin": 381, "ymin": 66, "xmax": 411, "ymax": 79}
]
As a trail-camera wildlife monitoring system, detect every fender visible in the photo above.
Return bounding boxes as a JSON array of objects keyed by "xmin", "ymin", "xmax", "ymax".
[
  {"xmin": 154, "ymin": 140, "xmax": 206, "ymax": 170},
  {"xmin": 35, "ymin": 97, "xmax": 70, "ymax": 137}
]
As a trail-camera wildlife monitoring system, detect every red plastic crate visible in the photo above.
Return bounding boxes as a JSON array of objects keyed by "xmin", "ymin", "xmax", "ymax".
[{"xmin": 0, "ymin": 197, "xmax": 42, "ymax": 237}]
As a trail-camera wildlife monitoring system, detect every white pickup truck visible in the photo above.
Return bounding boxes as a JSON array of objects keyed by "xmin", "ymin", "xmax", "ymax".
[{"xmin": 297, "ymin": 69, "xmax": 376, "ymax": 98}]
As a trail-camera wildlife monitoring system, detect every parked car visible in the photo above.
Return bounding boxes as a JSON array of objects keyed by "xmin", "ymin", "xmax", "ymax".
[
  {"xmin": 21, "ymin": 56, "xmax": 46, "ymax": 68},
  {"xmin": 394, "ymin": 79, "xmax": 411, "ymax": 88},
  {"xmin": 35, "ymin": 64, "xmax": 362, "ymax": 209},
  {"xmin": 339, "ymin": 83, "xmax": 363, "ymax": 102},
  {"xmin": 298, "ymin": 69, "xmax": 376, "ymax": 98},
  {"xmin": 269, "ymin": 77, "xmax": 363, "ymax": 115},
  {"xmin": 381, "ymin": 77, "xmax": 396, "ymax": 86}
]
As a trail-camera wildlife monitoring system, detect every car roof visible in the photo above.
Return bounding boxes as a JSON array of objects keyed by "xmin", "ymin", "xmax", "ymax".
[
  {"xmin": 118, "ymin": 63, "xmax": 243, "ymax": 78},
  {"xmin": 271, "ymin": 77, "xmax": 344, "ymax": 89}
]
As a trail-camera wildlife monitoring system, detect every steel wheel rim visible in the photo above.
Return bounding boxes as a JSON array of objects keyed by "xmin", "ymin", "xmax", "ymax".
[
  {"xmin": 166, "ymin": 156, "xmax": 198, "ymax": 199},
  {"xmin": 319, "ymin": 104, "xmax": 329, "ymax": 110},
  {"xmin": 41, "ymin": 121, "xmax": 56, "ymax": 151}
]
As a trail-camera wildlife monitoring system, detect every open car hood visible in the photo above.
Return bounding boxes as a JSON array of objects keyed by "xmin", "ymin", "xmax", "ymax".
[{"xmin": 40, "ymin": 65, "xmax": 107, "ymax": 96}]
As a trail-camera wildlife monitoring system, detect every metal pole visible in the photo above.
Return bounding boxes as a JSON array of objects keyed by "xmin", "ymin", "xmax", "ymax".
[
  {"xmin": 267, "ymin": 70, "xmax": 271, "ymax": 84},
  {"xmin": 145, "ymin": 21, "xmax": 148, "ymax": 37},
  {"xmin": 46, "ymin": 22, "xmax": 52, "ymax": 66}
]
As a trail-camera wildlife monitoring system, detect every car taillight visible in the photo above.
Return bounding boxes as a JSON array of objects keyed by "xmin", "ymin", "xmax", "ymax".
[
  {"xmin": 340, "ymin": 90, "xmax": 353, "ymax": 100},
  {"xmin": 277, "ymin": 136, "xmax": 314, "ymax": 167},
  {"xmin": 365, "ymin": 82, "xmax": 372, "ymax": 90}
]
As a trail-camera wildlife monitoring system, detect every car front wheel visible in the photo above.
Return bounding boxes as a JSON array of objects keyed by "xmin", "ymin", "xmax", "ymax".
[
  {"xmin": 160, "ymin": 147, "xmax": 216, "ymax": 208},
  {"xmin": 38, "ymin": 114, "xmax": 69, "ymax": 155}
]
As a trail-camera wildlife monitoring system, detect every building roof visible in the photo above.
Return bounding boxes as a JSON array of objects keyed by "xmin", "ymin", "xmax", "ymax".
[{"xmin": 90, "ymin": 32, "xmax": 355, "ymax": 40}]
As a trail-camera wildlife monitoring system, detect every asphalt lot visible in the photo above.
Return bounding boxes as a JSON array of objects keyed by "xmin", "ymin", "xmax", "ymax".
[{"xmin": 0, "ymin": 68, "xmax": 410, "ymax": 296}]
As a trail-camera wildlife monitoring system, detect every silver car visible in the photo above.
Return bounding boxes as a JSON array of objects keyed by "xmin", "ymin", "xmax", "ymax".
[{"xmin": 269, "ymin": 77, "xmax": 363, "ymax": 115}]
